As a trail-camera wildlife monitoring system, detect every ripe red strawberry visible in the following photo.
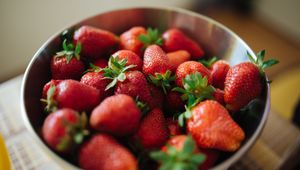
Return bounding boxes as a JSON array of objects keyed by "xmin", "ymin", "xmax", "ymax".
[
  {"xmin": 42, "ymin": 108, "xmax": 88, "ymax": 153},
  {"xmin": 213, "ymin": 88, "xmax": 225, "ymax": 105},
  {"xmin": 224, "ymin": 50, "xmax": 278, "ymax": 112},
  {"xmin": 175, "ymin": 61, "xmax": 211, "ymax": 87},
  {"xmin": 41, "ymin": 79, "xmax": 100, "ymax": 112},
  {"xmin": 134, "ymin": 108, "xmax": 169, "ymax": 150},
  {"xmin": 165, "ymin": 91, "xmax": 185, "ymax": 112},
  {"xmin": 151, "ymin": 135, "xmax": 206, "ymax": 170},
  {"xmin": 79, "ymin": 134, "xmax": 137, "ymax": 170},
  {"xmin": 143, "ymin": 45, "xmax": 174, "ymax": 93},
  {"xmin": 211, "ymin": 60, "xmax": 230, "ymax": 90},
  {"xmin": 42, "ymin": 79, "xmax": 61, "ymax": 98},
  {"xmin": 112, "ymin": 50, "xmax": 143, "ymax": 71},
  {"xmin": 80, "ymin": 70, "xmax": 112, "ymax": 101},
  {"xmin": 73, "ymin": 25, "xmax": 119, "ymax": 60},
  {"xmin": 115, "ymin": 71, "xmax": 153, "ymax": 108},
  {"xmin": 148, "ymin": 84, "xmax": 164, "ymax": 109},
  {"xmin": 120, "ymin": 26, "xmax": 147, "ymax": 57},
  {"xmin": 166, "ymin": 118, "xmax": 182, "ymax": 136},
  {"xmin": 90, "ymin": 94, "xmax": 141, "ymax": 136},
  {"xmin": 187, "ymin": 100, "xmax": 245, "ymax": 152},
  {"xmin": 93, "ymin": 58, "xmax": 108, "ymax": 68},
  {"xmin": 51, "ymin": 40, "xmax": 85, "ymax": 80},
  {"xmin": 167, "ymin": 50, "xmax": 191, "ymax": 72},
  {"xmin": 162, "ymin": 28, "xmax": 205, "ymax": 59},
  {"xmin": 198, "ymin": 149, "xmax": 220, "ymax": 170}
]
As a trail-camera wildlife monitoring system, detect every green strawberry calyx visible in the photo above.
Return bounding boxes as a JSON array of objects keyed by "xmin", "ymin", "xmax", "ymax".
[
  {"xmin": 102, "ymin": 56, "xmax": 136, "ymax": 90},
  {"xmin": 150, "ymin": 136, "xmax": 206, "ymax": 170},
  {"xmin": 247, "ymin": 50, "xmax": 279, "ymax": 76},
  {"xmin": 198, "ymin": 56, "xmax": 219, "ymax": 68},
  {"xmin": 57, "ymin": 112, "xmax": 89, "ymax": 152},
  {"xmin": 148, "ymin": 70, "xmax": 175, "ymax": 94},
  {"xmin": 55, "ymin": 39, "xmax": 81, "ymax": 64},
  {"xmin": 135, "ymin": 96, "xmax": 150, "ymax": 117},
  {"xmin": 138, "ymin": 27, "xmax": 163, "ymax": 50},
  {"xmin": 173, "ymin": 72, "xmax": 215, "ymax": 126},
  {"xmin": 84, "ymin": 63, "xmax": 102, "ymax": 74},
  {"xmin": 40, "ymin": 84, "xmax": 58, "ymax": 113}
]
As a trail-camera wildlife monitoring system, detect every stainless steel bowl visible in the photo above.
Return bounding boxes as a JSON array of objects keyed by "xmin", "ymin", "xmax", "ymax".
[{"xmin": 21, "ymin": 7, "xmax": 270, "ymax": 170}]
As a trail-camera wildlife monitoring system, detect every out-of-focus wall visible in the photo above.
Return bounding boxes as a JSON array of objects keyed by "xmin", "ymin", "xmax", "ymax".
[{"xmin": 0, "ymin": 0, "xmax": 197, "ymax": 82}]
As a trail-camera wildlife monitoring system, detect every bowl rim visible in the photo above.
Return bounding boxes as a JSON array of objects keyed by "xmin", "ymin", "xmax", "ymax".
[{"xmin": 21, "ymin": 6, "xmax": 270, "ymax": 170}]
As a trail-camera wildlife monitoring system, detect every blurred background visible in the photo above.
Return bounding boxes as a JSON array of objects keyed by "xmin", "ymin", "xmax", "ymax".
[{"xmin": 0, "ymin": 0, "xmax": 300, "ymax": 169}]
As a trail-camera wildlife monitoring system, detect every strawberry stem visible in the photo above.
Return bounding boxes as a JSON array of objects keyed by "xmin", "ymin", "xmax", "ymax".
[
  {"xmin": 148, "ymin": 70, "xmax": 175, "ymax": 94},
  {"xmin": 198, "ymin": 56, "xmax": 219, "ymax": 68},
  {"xmin": 40, "ymin": 85, "xmax": 58, "ymax": 113},
  {"xmin": 55, "ymin": 39, "xmax": 81, "ymax": 64},
  {"xmin": 138, "ymin": 27, "xmax": 163, "ymax": 50}
]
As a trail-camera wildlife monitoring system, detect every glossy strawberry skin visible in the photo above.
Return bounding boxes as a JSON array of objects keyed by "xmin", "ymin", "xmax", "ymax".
[
  {"xmin": 224, "ymin": 62, "xmax": 262, "ymax": 112},
  {"xmin": 175, "ymin": 61, "xmax": 212, "ymax": 87},
  {"xmin": 148, "ymin": 84, "xmax": 164, "ymax": 109},
  {"xmin": 120, "ymin": 26, "xmax": 146, "ymax": 57},
  {"xmin": 80, "ymin": 71, "xmax": 112, "ymax": 101},
  {"xmin": 143, "ymin": 45, "xmax": 173, "ymax": 76},
  {"xmin": 211, "ymin": 60, "xmax": 230, "ymax": 90},
  {"xmin": 161, "ymin": 135, "xmax": 191, "ymax": 152},
  {"xmin": 162, "ymin": 28, "xmax": 205, "ymax": 59},
  {"xmin": 51, "ymin": 80, "xmax": 100, "ymax": 111},
  {"xmin": 42, "ymin": 108, "xmax": 80, "ymax": 153},
  {"xmin": 115, "ymin": 71, "xmax": 153, "ymax": 108},
  {"xmin": 112, "ymin": 50, "xmax": 143, "ymax": 71},
  {"xmin": 213, "ymin": 88, "xmax": 225, "ymax": 105},
  {"xmin": 187, "ymin": 100, "xmax": 245, "ymax": 152},
  {"xmin": 90, "ymin": 94, "xmax": 141, "ymax": 136},
  {"xmin": 79, "ymin": 134, "xmax": 137, "ymax": 170},
  {"xmin": 135, "ymin": 108, "xmax": 169, "ymax": 150},
  {"xmin": 167, "ymin": 50, "xmax": 191, "ymax": 72},
  {"xmin": 73, "ymin": 26, "xmax": 119, "ymax": 60},
  {"xmin": 93, "ymin": 58, "xmax": 108, "ymax": 68},
  {"xmin": 51, "ymin": 56, "xmax": 85, "ymax": 80},
  {"xmin": 42, "ymin": 80, "xmax": 62, "ymax": 98}
]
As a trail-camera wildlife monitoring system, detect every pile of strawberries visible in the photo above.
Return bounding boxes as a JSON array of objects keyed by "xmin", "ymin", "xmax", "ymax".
[{"xmin": 40, "ymin": 25, "xmax": 278, "ymax": 170}]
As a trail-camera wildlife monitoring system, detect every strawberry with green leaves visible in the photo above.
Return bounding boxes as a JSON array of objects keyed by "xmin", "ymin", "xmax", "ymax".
[
  {"xmin": 79, "ymin": 134, "xmax": 137, "ymax": 170},
  {"xmin": 187, "ymin": 100, "xmax": 245, "ymax": 152},
  {"xmin": 162, "ymin": 28, "xmax": 205, "ymax": 59},
  {"xmin": 73, "ymin": 25, "xmax": 119, "ymax": 60},
  {"xmin": 167, "ymin": 50, "xmax": 191, "ymax": 72},
  {"xmin": 112, "ymin": 50, "xmax": 143, "ymax": 71},
  {"xmin": 151, "ymin": 135, "xmax": 206, "ymax": 170},
  {"xmin": 90, "ymin": 94, "xmax": 142, "ymax": 136},
  {"xmin": 224, "ymin": 50, "xmax": 279, "ymax": 112},
  {"xmin": 176, "ymin": 61, "xmax": 212, "ymax": 88},
  {"xmin": 41, "ymin": 79, "xmax": 100, "ymax": 112},
  {"xmin": 51, "ymin": 39, "xmax": 85, "ymax": 80},
  {"xmin": 42, "ymin": 108, "xmax": 88, "ymax": 153},
  {"xmin": 143, "ymin": 45, "xmax": 174, "ymax": 93}
]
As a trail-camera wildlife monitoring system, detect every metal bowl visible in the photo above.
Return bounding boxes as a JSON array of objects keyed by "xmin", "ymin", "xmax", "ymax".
[{"xmin": 21, "ymin": 7, "xmax": 270, "ymax": 170}]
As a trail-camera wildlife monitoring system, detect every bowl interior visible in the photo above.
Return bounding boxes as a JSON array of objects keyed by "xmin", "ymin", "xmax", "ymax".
[{"xmin": 22, "ymin": 7, "xmax": 269, "ymax": 170}]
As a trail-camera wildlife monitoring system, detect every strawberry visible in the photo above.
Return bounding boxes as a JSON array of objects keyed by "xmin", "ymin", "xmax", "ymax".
[
  {"xmin": 162, "ymin": 28, "xmax": 205, "ymax": 59},
  {"xmin": 41, "ymin": 79, "xmax": 100, "ymax": 112},
  {"xmin": 175, "ymin": 61, "xmax": 211, "ymax": 88},
  {"xmin": 151, "ymin": 135, "xmax": 206, "ymax": 170},
  {"xmin": 73, "ymin": 26, "xmax": 119, "ymax": 60},
  {"xmin": 166, "ymin": 118, "xmax": 182, "ymax": 136},
  {"xmin": 165, "ymin": 91, "xmax": 185, "ymax": 112},
  {"xmin": 79, "ymin": 134, "xmax": 137, "ymax": 170},
  {"xmin": 115, "ymin": 71, "xmax": 153, "ymax": 108},
  {"xmin": 93, "ymin": 58, "xmax": 108, "ymax": 68},
  {"xmin": 167, "ymin": 50, "xmax": 191, "ymax": 72},
  {"xmin": 187, "ymin": 100, "xmax": 245, "ymax": 152},
  {"xmin": 42, "ymin": 79, "xmax": 61, "ymax": 99},
  {"xmin": 198, "ymin": 149, "xmax": 220, "ymax": 170},
  {"xmin": 134, "ymin": 108, "xmax": 169, "ymax": 150},
  {"xmin": 120, "ymin": 26, "xmax": 146, "ymax": 57},
  {"xmin": 120, "ymin": 27, "xmax": 163, "ymax": 57},
  {"xmin": 51, "ymin": 40, "xmax": 85, "ymax": 80},
  {"xmin": 112, "ymin": 50, "xmax": 143, "ymax": 71},
  {"xmin": 90, "ymin": 94, "xmax": 141, "ymax": 136},
  {"xmin": 143, "ymin": 45, "xmax": 174, "ymax": 93},
  {"xmin": 148, "ymin": 84, "xmax": 164, "ymax": 109},
  {"xmin": 224, "ymin": 50, "xmax": 278, "ymax": 112},
  {"xmin": 42, "ymin": 108, "xmax": 88, "ymax": 153},
  {"xmin": 213, "ymin": 88, "xmax": 225, "ymax": 105},
  {"xmin": 210, "ymin": 60, "xmax": 230, "ymax": 90},
  {"xmin": 80, "ymin": 68, "xmax": 112, "ymax": 101}
]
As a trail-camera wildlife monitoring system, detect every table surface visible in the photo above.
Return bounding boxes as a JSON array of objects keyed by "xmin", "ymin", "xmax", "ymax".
[{"xmin": 1, "ymin": 75, "xmax": 299, "ymax": 170}]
